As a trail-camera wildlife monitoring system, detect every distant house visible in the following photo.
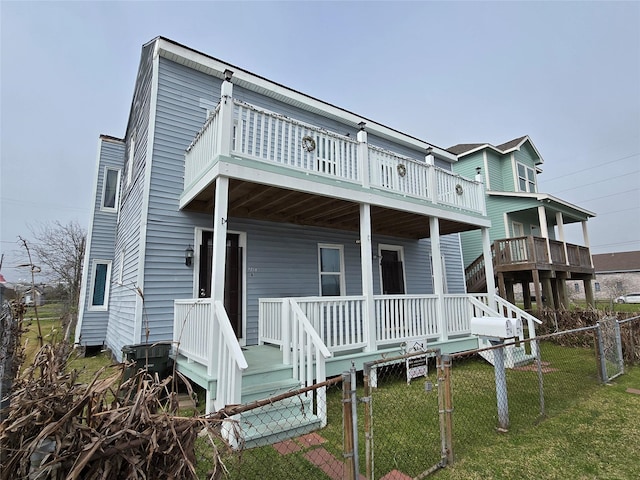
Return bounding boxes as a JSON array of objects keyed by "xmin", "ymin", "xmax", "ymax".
[
  {"xmin": 582, "ymin": 251, "xmax": 640, "ymax": 301},
  {"xmin": 75, "ymin": 36, "xmax": 541, "ymax": 444},
  {"xmin": 449, "ymin": 136, "xmax": 596, "ymax": 311},
  {"xmin": 23, "ymin": 286, "xmax": 44, "ymax": 306}
]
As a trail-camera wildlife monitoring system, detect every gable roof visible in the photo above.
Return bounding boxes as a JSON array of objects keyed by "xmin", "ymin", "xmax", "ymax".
[
  {"xmin": 448, "ymin": 135, "xmax": 543, "ymax": 164},
  {"xmin": 592, "ymin": 251, "xmax": 640, "ymax": 273}
]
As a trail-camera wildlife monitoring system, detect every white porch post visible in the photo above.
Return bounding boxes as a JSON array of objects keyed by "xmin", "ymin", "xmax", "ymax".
[
  {"xmin": 357, "ymin": 123, "xmax": 370, "ymax": 189},
  {"xmin": 360, "ymin": 203, "xmax": 376, "ymax": 351},
  {"xmin": 481, "ymin": 227, "xmax": 496, "ymax": 309},
  {"xmin": 208, "ymin": 176, "xmax": 230, "ymax": 384},
  {"xmin": 212, "ymin": 176, "xmax": 230, "ymax": 302},
  {"xmin": 556, "ymin": 211, "xmax": 570, "ymax": 265},
  {"xmin": 217, "ymin": 71, "xmax": 234, "ymax": 157},
  {"xmin": 537, "ymin": 205, "xmax": 551, "ymax": 263},
  {"xmin": 426, "ymin": 151, "xmax": 438, "ymax": 205},
  {"xmin": 430, "ymin": 216, "xmax": 447, "ymax": 341}
]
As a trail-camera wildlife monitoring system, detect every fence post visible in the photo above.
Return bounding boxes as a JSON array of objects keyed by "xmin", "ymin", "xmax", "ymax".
[
  {"xmin": 614, "ymin": 320, "xmax": 625, "ymax": 376},
  {"xmin": 342, "ymin": 371, "xmax": 356, "ymax": 480},
  {"xmin": 594, "ymin": 323, "xmax": 608, "ymax": 383},
  {"xmin": 492, "ymin": 342, "xmax": 510, "ymax": 432},
  {"xmin": 350, "ymin": 366, "xmax": 360, "ymax": 478},
  {"xmin": 437, "ymin": 353, "xmax": 454, "ymax": 465},
  {"xmin": 534, "ymin": 338, "xmax": 545, "ymax": 418},
  {"xmin": 363, "ymin": 362, "xmax": 373, "ymax": 480}
]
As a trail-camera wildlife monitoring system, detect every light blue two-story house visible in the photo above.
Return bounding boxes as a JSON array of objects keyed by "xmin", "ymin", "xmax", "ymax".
[
  {"xmin": 76, "ymin": 37, "xmax": 539, "ymax": 445},
  {"xmin": 449, "ymin": 136, "xmax": 596, "ymax": 311}
]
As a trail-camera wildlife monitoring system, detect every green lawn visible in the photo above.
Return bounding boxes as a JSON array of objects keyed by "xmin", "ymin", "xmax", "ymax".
[{"xmin": 434, "ymin": 366, "xmax": 640, "ymax": 480}]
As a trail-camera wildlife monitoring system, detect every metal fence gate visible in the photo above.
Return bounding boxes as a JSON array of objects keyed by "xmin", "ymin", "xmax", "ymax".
[{"xmin": 361, "ymin": 349, "xmax": 448, "ymax": 479}]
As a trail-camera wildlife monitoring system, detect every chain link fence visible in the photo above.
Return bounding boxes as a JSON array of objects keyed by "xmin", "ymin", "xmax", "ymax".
[
  {"xmin": 209, "ymin": 375, "xmax": 349, "ymax": 480},
  {"xmin": 362, "ymin": 350, "xmax": 444, "ymax": 480}
]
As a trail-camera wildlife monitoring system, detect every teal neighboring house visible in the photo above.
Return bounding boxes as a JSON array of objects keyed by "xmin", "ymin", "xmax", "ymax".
[{"xmin": 449, "ymin": 136, "xmax": 596, "ymax": 311}]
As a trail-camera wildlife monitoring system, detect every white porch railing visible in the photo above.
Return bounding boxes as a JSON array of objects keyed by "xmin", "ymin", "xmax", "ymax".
[
  {"xmin": 374, "ymin": 295, "xmax": 439, "ymax": 346},
  {"xmin": 183, "ymin": 98, "xmax": 486, "ymax": 215},
  {"xmin": 258, "ymin": 294, "xmax": 540, "ymax": 352},
  {"xmin": 174, "ymin": 298, "xmax": 212, "ymax": 366},
  {"xmin": 289, "ymin": 299, "xmax": 332, "ymax": 427},
  {"xmin": 173, "ymin": 298, "xmax": 247, "ymax": 413},
  {"xmin": 435, "ymin": 167, "xmax": 485, "ymax": 213},
  {"xmin": 184, "ymin": 104, "xmax": 221, "ymax": 188},
  {"xmin": 368, "ymin": 146, "xmax": 430, "ymax": 199},
  {"xmin": 233, "ymin": 100, "xmax": 360, "ymax": 183}
]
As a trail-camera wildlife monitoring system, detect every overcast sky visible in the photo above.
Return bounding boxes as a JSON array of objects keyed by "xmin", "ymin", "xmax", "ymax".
[{"xmin": 1, "ymin": 1, "xmax": 639, "ymax": 283}]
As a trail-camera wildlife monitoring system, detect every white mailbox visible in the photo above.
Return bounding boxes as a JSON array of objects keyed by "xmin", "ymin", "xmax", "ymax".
[{"xmin": 470, "ymin": 317, "xmax": 522, "ymax": 340}]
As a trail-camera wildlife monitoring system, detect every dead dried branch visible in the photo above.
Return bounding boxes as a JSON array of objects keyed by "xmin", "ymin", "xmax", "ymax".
[{"xmin": 0, "ymin": 343, "xmax": 227, "ymax": 479}]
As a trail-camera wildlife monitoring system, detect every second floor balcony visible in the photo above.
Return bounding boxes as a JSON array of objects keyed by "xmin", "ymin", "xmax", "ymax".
[{"xmin": 183, "ymin": 98, "xmax": 486, "ymax": 217}]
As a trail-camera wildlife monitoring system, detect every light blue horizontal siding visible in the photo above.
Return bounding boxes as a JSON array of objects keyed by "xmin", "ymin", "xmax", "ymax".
[
  {"xmin": 105, "ymin": 43, "xmax": 155, "ymax": 360},
  {"xmin": 78, "ymin": 138, "xmax": 124, "ymax": 347}
]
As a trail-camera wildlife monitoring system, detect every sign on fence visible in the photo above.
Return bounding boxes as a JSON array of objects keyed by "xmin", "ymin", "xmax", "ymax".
[{"xmin": 405, "ymin": 339, "xmax": 429, "ymax": 384}]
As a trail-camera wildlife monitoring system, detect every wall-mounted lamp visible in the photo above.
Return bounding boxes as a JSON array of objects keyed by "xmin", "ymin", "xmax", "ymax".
[
  {"xmin": 185, "ymin": 245, "xmax": 194, "ymax": 266},
  {"xmin": 223, "ymin": 69, "xmax": 234, "ymax": 82},
  {"xmin": 476, "ymin": 167, "xmax": 482, "ymax": 175},
  {"xmin": 358, "ymin": 121, "xmax": 366, "ymax": 131}
]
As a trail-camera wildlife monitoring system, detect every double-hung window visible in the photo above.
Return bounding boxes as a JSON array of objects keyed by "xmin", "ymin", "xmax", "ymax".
[
  {"xmin": 516, "ymin": 163, "xmax": 536, "ymax": 193},
  {"xmin": 318, "ymin": 244, "xmax": 345, "ymax": 296},
  {"xmin": 101, "ymin": 167, "xmax": 121, "ymax": 211},
  {"xmin": 90, "ymin": 260, "xmax": 112, "ymax": 310}
]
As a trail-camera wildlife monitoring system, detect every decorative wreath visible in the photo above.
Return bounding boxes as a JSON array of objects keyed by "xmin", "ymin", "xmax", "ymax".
[
  {"xmin": 397, "ymin": 164, "xmax": 407, "ymax": 177},
  {"xmin": 302, "ymin": 136, "xmax": 316, "ymax": 153},
  {"xmin": 455, "ymin": 184, "xmax": 464, "ymax": 195}
]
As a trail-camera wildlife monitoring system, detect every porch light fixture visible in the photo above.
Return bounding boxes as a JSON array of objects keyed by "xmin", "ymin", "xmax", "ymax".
[
  {"xmin": 358, "ymin": 121, "xmax": 366, "ymax": 131},
  {"xmin": 185, "ymin": 245, "xmax": 194, "ymax": 266},
  {"xmin": 223, "ymin": 69, "xmax": 234, "ymax": 82},
  {"xmin": 476, "ymin": 167, "xmax": 482, "ymax": 175}
]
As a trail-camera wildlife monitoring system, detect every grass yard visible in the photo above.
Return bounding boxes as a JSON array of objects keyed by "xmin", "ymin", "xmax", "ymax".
[
  {"xmin": 20, "ymin": 305, "xmax": 114, "ymax": 383},
  {"xmin": 433, "ymin": 365, "xmax": 640, "ymax": 480}
]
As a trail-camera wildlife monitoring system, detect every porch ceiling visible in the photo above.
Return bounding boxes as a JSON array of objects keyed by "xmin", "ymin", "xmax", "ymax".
[{"xmin": 183, "ymin": 179, "xmax": 478, "ymax": 239}]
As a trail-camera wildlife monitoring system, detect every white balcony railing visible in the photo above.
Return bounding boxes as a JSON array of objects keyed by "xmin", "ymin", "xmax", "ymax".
[{"xmin": 184, "ymin": 98, "xmax": 486, "ymax": 215}]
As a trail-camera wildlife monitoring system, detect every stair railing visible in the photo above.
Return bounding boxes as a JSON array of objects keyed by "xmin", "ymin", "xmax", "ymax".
[
  {"xmin": 289, "ymin": 299, "xmax": 332, "ymax": 427},
  {"xmin": 468, "ymin": 295, "xmax": 542, "ymax": 356},
  {"xmin": 212, "ymin": 300, "xmax": 248, "ymax": 411}
]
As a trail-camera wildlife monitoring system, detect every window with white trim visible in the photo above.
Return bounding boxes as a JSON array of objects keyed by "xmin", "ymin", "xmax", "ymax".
[
  {"xmin": 318, "ymin": 244, "xmax": 345, "ymax": 296},
  {"xmin": 516, "ymin": 162, "xmax": 536, "ymax": 192},
  {"xmin": 101, "ymin": 167, "xmax": 121, "ymax": 212},
  {"xmin": 89, "ymin": 260, "xmax": 112, "ymax": 310}
]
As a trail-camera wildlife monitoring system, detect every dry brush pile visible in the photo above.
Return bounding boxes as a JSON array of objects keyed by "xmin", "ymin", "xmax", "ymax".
[{"xmin": 0, "ymin": 343, "xmax": 227, "ymax": 479}]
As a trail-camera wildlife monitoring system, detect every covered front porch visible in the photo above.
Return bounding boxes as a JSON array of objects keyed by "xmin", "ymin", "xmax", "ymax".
[{"xmin": 172, "ymin": 293, "xmax": 540, "ymax": 412}]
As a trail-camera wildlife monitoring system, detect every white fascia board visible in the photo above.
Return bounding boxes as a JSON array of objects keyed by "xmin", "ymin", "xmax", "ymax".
[
  {"xmin": 456, "ymin": 144, "xmax": 498, "ymax": 158},
  {"xmin": 487, "ymin": 191, "xmax": 596, "ymax": 218},
  {"xmin": 155, "ymin": 38, "xmax": 456, "ymax": 163}
]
